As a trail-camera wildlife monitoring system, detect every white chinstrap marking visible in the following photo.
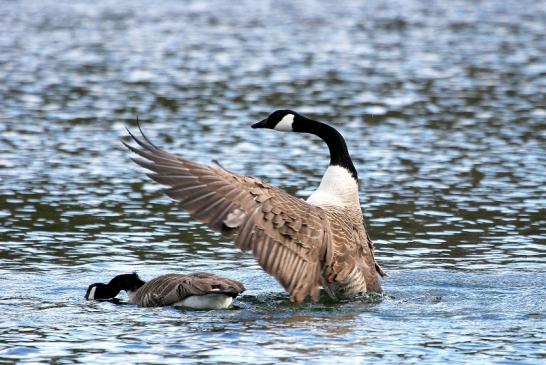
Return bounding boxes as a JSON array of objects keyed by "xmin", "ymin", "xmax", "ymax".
[
  {"xmin": 88, "ymin": 286, "xmax": 97, "ymax": 300},
  {"xmin": 174, "ymin": 294, "xmax": 233, "ymax": 309},
  {"xmin": 306, "ymin": 165, "xmax": 360, "ymax": 208},
  {"xmin": 274, "ymin": 114, "xmax": 294, "ymax": 131},
  {"xmin": 126, "ymin": 290, "xmax": 137, "ymax": 302}
]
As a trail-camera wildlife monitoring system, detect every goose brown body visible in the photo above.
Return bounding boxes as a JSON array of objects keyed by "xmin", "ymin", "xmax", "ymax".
[
  {"xmin": 123, "ymin": 112, "xmax": 385, "ymax": 302},
  {"xmin": 130, "ymin": 273, "xmax": 245, "ymax": 307},
  {"xmin": 320, "ymin": 206, "xmax": 382, "ymax": 298}
]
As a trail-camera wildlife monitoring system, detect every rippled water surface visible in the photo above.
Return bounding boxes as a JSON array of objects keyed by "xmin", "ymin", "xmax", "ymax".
[{"xmin": 1, "ymin": 0, "xmax": 545, "ymax": 363}]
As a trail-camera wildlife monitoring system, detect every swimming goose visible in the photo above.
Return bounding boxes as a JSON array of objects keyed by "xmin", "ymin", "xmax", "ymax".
[
  {"xmin": 123, "ymin": 110, "xmax": 386, "ymax": 302},
  {"xmin": 85, "ymin": 272, "xmax": 245, "ymax": 309}
]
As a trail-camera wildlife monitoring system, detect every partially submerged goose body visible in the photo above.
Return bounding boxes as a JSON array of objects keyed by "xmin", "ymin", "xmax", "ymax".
[
  {"xmin": 123, "ymin": 110, "xmax": 386, "ymax": 302},
  {"xmin": 85, "ymin": 272, "xmax": 245, "ymax": 309}
]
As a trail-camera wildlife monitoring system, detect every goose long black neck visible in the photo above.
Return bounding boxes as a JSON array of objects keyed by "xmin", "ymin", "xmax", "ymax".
[
  {"xmin": 102, "ymin": 282, "xmax": 123, "ymax": 298},
  {"xmin": 296, "ymin": 120, "xmax": 358, "ymax": 180},
  {"xmin": 105, "ymin": 281, "xmax": 124, "ymax": 297},
  {"xmin": 108, "ymin": 274, "xmax": 146, "ymax": 293}
]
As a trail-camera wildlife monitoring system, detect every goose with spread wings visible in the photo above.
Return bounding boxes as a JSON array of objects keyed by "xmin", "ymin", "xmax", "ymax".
[{"xmin": 123, "ymin": 110, "xmax": 386, "ymax": 302}]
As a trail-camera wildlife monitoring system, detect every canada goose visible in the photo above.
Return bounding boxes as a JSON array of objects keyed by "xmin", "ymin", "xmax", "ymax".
[
  {"xmin": 85, "ymin": 272, "xmax": 245, "ymax": 309},
  {"xmin": 123, "ymin": 110, "xmax": 386, "ymax": 302}
]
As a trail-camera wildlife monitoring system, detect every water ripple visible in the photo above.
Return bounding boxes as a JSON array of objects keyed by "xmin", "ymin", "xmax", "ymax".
[{"xmin": 0, "ymin": 0, "xmax": 545, "ymax": 363}]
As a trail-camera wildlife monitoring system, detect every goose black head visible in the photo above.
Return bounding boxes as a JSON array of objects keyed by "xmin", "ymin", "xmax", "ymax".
[
  {"xmin": 252, "ymin": 110, "xmax": 306, "ymax": 132},
  {"xmin": 252, "ymin": 109, "xmax": 359, "ymax": 180},
  {"xmin": 85, "ymin": 282, "xmax": 111, "ymax": 300}
]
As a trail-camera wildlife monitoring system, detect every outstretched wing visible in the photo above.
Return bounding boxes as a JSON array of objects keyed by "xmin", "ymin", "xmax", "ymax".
[{"xmin": 123, "ymin": 127, "xmax": 331, "ymax": 302}]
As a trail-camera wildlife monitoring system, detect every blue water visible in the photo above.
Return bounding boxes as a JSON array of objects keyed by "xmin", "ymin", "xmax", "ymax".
[{"xmin": 1, "ymin": 0, "xmax": 545, "ymax": 363}]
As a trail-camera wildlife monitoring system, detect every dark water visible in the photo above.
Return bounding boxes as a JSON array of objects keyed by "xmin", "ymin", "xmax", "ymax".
[{"xmin": 1, "ymin": 0, "xmax": 545, "ymax": 363}]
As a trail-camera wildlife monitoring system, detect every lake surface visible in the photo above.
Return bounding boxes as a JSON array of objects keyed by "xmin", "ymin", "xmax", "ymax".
[{"xmin": 0, "ymin": 0, "xmax": 545, "ymax": 363}]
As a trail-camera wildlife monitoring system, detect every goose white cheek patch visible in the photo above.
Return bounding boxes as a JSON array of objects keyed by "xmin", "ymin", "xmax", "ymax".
[
  {"xmin": 88, "ymin": 286, "xmax": 97, "ymax": 300},
  {"xmin": 274, "ymin": 114, "xmax": 294, "ymax": 131}
]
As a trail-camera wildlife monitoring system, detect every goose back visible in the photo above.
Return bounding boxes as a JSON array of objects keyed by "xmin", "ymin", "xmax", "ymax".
[{"xmin": 130, "ymin": 273, "xmax": 245, "ymax": 307}]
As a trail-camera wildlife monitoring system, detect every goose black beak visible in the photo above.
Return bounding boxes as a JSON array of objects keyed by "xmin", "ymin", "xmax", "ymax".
[{"xmin": 251, "ymin": 119, "xmax": 268, "ymax": 129}]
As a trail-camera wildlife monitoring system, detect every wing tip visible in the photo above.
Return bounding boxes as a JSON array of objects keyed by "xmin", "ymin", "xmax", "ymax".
[{"xmin": 123, "ymin": 118, "xmax": 159, "ymax": 154}]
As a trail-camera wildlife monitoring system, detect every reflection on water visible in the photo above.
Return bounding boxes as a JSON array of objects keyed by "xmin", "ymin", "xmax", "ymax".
[{"xmin": 0, "ymin": 0, "xmax": 545, "ymax": 363}]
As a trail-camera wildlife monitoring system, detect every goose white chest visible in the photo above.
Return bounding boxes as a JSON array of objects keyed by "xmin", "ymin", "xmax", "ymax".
[{"xmin": 306, "ymin": 165, "xmax": 360, "ymax": 209}]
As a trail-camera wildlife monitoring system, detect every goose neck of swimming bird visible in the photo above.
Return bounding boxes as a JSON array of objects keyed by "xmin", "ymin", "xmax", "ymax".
[
  {"xmin": 91, "ymin": 282, "xmax": 122, "ymax": 299},
  {"xmin": 107, "ymin": 274, "xmax": 146, "ymax": 300}
]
